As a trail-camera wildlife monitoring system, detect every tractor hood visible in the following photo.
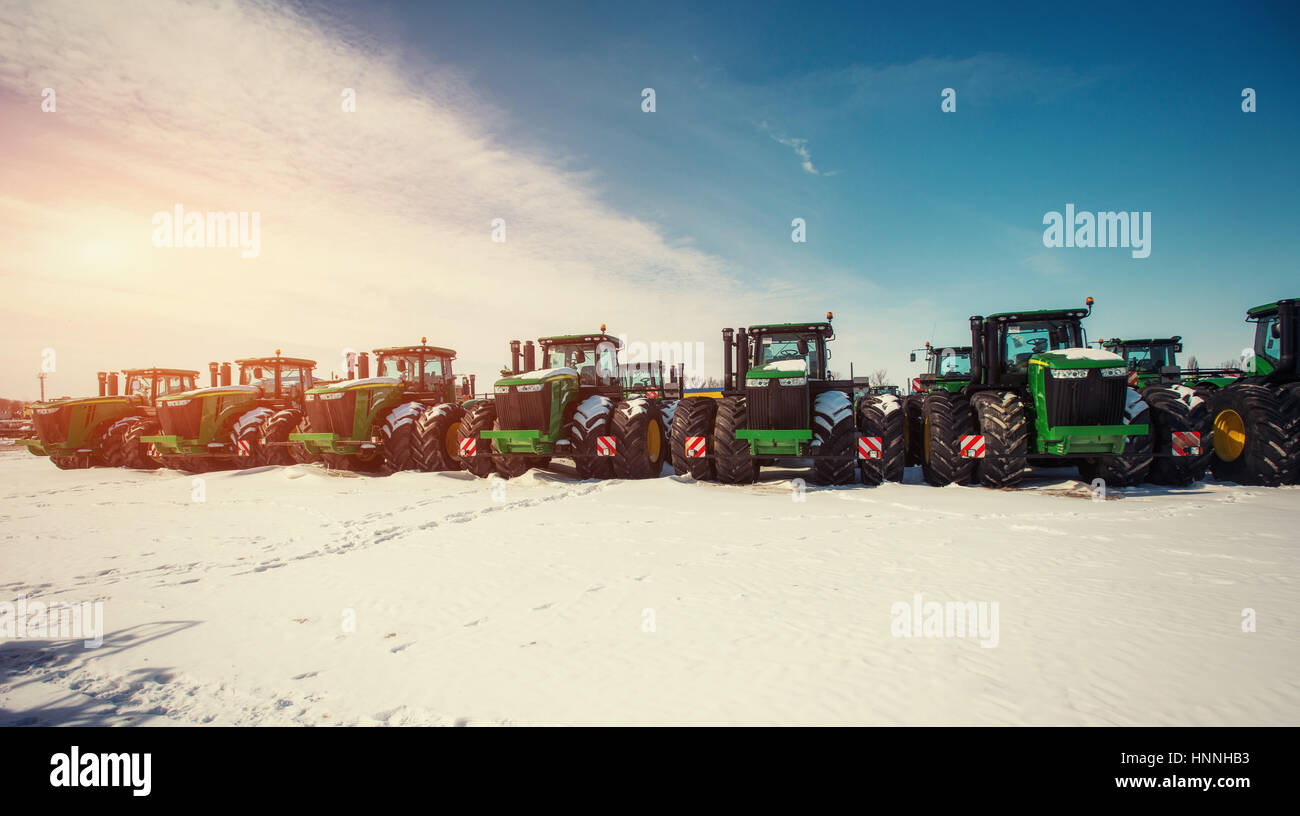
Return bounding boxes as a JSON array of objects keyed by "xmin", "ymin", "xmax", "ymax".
[
  {"xmin": 159, "ymin": 385, "xmax": 259, "ymax": 402},
  {"xmin": 495, "ymin": 367, "xmax": 578, "ymax": 387},
  {"xmin": 745, "ymin": 359, "xmax": 808, "ymax": 379},
  {"xmin": 30, "ymin": 395, "xmax": 137, "ymax": 410},
  {"xmin": 1030, "ymin": 347, "xmax": 1125, "ymax": 370},
  {"xmin": 307, "ymin": 377, "xmax": 401, "ymax": 394}
]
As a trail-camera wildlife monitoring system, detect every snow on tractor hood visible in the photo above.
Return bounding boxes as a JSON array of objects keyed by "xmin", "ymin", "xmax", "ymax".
[
  {"xmin": 746, "ymin": 359, "xmax": 808, "ymax": 378},
  {"xmin": 310, "ymin": 377, "xmax": 401, "ymax": 392},
  {"xmin": 1033, "ymin": 347, "xmax": 1124, "ymax": 367},
  {"xmin": 497, "ymin": 367, "xmax": 578, "ymax": 385},
  {"xmin": 162, "ymin": 384, "xmax": 260, "ymax": 400}
]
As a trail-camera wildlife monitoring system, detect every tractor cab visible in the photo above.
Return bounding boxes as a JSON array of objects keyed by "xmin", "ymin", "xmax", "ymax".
[
  {"xmin": 743, "ymin": 322, "xmax": 833, "ymax": 383},
  {"xmin": 1246, "ymin": 299, "xmax": 1299, "ymax": 380},
  {"xmin": 1098, "ymin": 337, "xmax": 1182, "ymax": 385},
  {"xmin": 374, "ymin": 341, "xmax": 458, "ymax": 401},
  {"xmin": 619, "ymin": 360, "xmax": 680, "ymax": 398},
  {"xmin": 970, "ymin": 307, "xmax": 1090, "ymax": 387},
  {"xmin": 534, "ymin": 332, "xmax": 622, "ymax": 389},
  {"xmin": 911, "ymin": 343, "xmax": 972, "ymax": 392},
  {"xmin": 121, "ymin": 368, "xmax": 200, "ymax": 405},
  {"xmin": 236, "ymin": 353, "xmax": 316, "ymax": 403}
]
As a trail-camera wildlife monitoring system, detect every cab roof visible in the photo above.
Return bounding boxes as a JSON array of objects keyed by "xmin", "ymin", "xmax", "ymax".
[
  {"xmin": 538, "ymin": 332, "xmax": 624, "ymax": 350},
  {"xmin": 120, "ymin": 367, "xmax": 201, "ymax": 376},
  {"xmin": 983, "ymin": 308, "xmax": 1088, "ymax": 322},
  {"xmin": 748, "ymin": 321, "xmax": 835, "ymax": 338},
  {"xmin": 374, "ymin": 345, "xmax": 456, "ymax": 358},
  {"xmin": 1247, "ymin": 298, "xmax": 1297, "ymax": 318},
  {"xmin": 1100, "ymin": 337, "xmax": 1181, "ymax": 347},
  {"xmin": 235, "ymin": 356, "xmax": 316, "ymax": 368}
]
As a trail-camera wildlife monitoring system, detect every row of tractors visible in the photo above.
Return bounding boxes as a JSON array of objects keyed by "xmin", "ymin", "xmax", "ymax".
[{"xmin": 18, "ymin": 297, "xmax": 1300, "ymax": 487}]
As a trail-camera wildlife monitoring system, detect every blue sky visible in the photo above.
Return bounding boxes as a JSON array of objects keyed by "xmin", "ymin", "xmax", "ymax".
[
  {"xmin": 1, "ymin": 0, "xmax": 1297, "ymax": 397},
  {"xmin": 351, "ymin": 0, "xmax": 1300, "ymax": 368}
]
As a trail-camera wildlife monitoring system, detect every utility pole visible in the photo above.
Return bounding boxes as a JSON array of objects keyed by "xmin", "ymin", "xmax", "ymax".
[{"xmin": 38, "ymin": 371, "xmax": 47, "ymax": 401}]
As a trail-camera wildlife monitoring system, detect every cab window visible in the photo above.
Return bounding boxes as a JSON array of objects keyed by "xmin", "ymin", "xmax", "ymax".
[
  {"xmin": 755, "ymin": 333, "xmax": 820, "ymax": 377},
  {"xmin": 1002, "ymin": 320, "xmax": 1080, "ymax": 374},
  {"xmin": 128, "ymin": 375, "xmax": 153, "ymax": 400},
  {"xmin": 1257, "ymin": 316, "xmax": 1282, "ymax": 363},
  {"xmin": 934, "ymin": 350, "xmax": 971, "ymax": 376}
]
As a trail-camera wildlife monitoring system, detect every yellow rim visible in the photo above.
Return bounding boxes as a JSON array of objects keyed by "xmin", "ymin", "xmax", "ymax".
[
  {"xmin": 647, "ymin": 419, "xmax": 662, "ymax": 461},
  {"xmin": 1213, "ymin": 409, "xmax": 1246, "ymax": 462},
  {"xmin": 446, "ymin": 422, "xmax": 462, "ymax": 458},
  {"xmin": 923, "ymin": 416, "xmax": 932, "ymax": 463}
]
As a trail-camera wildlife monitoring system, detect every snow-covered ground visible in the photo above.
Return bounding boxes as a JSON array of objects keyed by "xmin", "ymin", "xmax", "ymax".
[{"xmin": 1, "ymin": 441, "xmax": 1296, "ymax": 726}]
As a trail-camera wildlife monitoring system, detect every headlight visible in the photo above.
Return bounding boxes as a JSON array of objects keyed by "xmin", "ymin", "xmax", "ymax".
[
  {"xmin": 745, "ymin": 378, "xmax": 769, "ymax": 388},
  {"xmin": 494, "ymin": 385, "xmax": 510, "ymax": 394},
  {"xmin": 1051, "ymin": 368, "xmax": 1088, "ymax": 379},
  {"xmin": 1100, "ymin": 367, "xmax": 1126, "ymax": 377},
  {"xmin": 516, "ymin": 383, "xmax": 544, "ymax": 393},
  {"xmin": 167, "ymin": 399, "xmax": 192, "ymax": 406},
  {"xmin": 777, "ymin": 377, "xmax": 807, "ymax": 386}
]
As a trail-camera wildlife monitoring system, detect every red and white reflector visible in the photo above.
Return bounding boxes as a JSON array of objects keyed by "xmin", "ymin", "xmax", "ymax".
[
  {"xmin": 911, "ymin": 378, "xmax": 922, "ymax": 394},
  {"xmin": 596, "ymin": 435, "xmax": 616, "ymax": 456},
  {"xmin": 1171, "ymin": 431, "xmax": 1201, "ymax": 457},
  {"xmin": 685, "ymin": 435, "xmax": 707, "ymax": 458},
  {"xmin": 646, "ymin": 388, "xmax": 659, "ymax": 399},
  {"xmin": 959, "ymin": 434, "xmax": 986, "ymax": 459},
  {"xmin": 1127, "ymin": 370, "xmax": 1139, "ymax": 388},
  {"xmin": 857, "ymin": 436, "xmax": 882, "ymax": 459},
  {"xmin": 459, "ymin": 437, "xmax": 477, "ymax": 457},
  {"xmin": 147, "ymin": 443, "xmax": 159, "ymax": 458},
  {"xmin": 235, "ymin": 439, "xmax": 252, "ymax": 457}
]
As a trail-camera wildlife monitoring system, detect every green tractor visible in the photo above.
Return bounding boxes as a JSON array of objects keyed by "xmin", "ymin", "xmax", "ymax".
[
  {"xmin": 19, "ymin": 367, "xmax": 200, "ymax": 469},
  {"xmin": 1096, "ymin": 336, "xmax": 1240, "ymax": 394},
  {"xmin": 919, "ymin": 298, "xmax": 1203, "ymax": 488},
  {"xmin": 901, "ymin": 343, "xmax": 972, "ymax": 476},
  {"xmin": 457, "ymin": 326, "xmax": 682, "ymax": 480},
  {"xmin": 142, "ymin": 352, "xmax": 317, "ymax": 473},
  {"xmin": 1205, "ymin": 299, "xmax": 1300, "ymax": 485},
  {"xmin": 290, "ymin": 340, "xmax": 476, "ymax": 473},
  {"xmin": 669, "ymin": 313, "xmax": 896, "ymax": 485}
]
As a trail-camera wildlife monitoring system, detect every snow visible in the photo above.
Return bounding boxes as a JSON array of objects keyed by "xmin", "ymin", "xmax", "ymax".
[
  {"xmin": 757, "ymin": 360, "xmax": 808, "ymax": 373},
  {"xmin": 1056, "ymin": 347, "xmax": 1123, "ymax": 362},
  {"xmin": 1, "ymin": 445, "xmax": 1297, "ymax": 726},
  {"xmin": 875, "ymin": 395, "xmax": 902, "ymax": 416},
  {"xmin": 325, "ymin": 377, "xmax": 401, "ymax": 389},
  {"xmin": 514, "ymin": 367, "xmax": 578, "ymax": 381},
  {"xmin": 1125, "ymin": 388, "xmax": 1149, "ymax": 421},
  {"xmin": 172, "ymin": 385, "xmax": 260, "ymax": 398}
]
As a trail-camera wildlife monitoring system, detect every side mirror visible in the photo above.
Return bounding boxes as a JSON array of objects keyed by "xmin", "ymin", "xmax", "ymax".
[
  {"xmin": 253, "ymin": 367, "xmax": 263, "ymax": 379},
  {"xmin": 1272, "ymin": 322, "xmax": 1281, "ymax": 338},
  {"xmin": 909, "ymin": 352, "xmax": 916, "ymax": 362},
  {"xmin": 797, "ymin": 339, "xmax": 809, "ymax": 356},
  {"xmin": 397, "ymin": 359, "xmax": 408, "ymax": 373}
]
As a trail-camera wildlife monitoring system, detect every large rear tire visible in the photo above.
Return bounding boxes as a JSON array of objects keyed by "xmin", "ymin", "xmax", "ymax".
[
  {"xmin": 902, "ymin": 393, "xmax": 925, "ymax": 467},
  {"xmin": 569, "ymin": 395, "xmax": 615, "ymax": 480},
  {"xmin": 380, "ymin": 402, "xmax": 426, "ymax": 474},
  {"xmin": 259, "ymin": 409, "xmax": 314, "ymax": 466},
  {"xmin": 919, "ymin": 391, "xmax": 975, "ymax": 486},
  {"xmin": 1143, "ymin": 385, "xmax": 1209, "ymax": 486},
  {"xmin": 669, "ymin": 397, "xmax": 717, "ymax": 480},
  {"xmin": 230, "ymin": 407, "xmax": 273, "ymax": 470},
  {"xmin": 713, "ymin": 395, "xmax": 755, "ymax": 484},
  {"xmin": 457, "ymin": 402, "xmax": 498, "ymax": 478},
  {"xmin": 412, "ymin": 402, "xmax": 466, "ymax": 472},
  {"xmin": 1208, "ymin": 383, "xmax": 1297, "ymax": 485},
  {"xmin": 100, "ymin": 416, "xmax": 141, "ymax": 468},
  {"xmin": 857, "ymin": 393, "xmax": 904, "ymax": 485},
  {"xmin": 970, "ymin": 391, "xmax": 1028, "ymax": 488},
  {"xmin": 611, "ymin": 398, "xmax": 668, "ymax": 479},
  {"xmin": 122, "ymin": 418, "xmax": 165, "ymax": 469},
  {"xmin": 811, "ymin": 390, "xmax": 857, "ymax": 486}
]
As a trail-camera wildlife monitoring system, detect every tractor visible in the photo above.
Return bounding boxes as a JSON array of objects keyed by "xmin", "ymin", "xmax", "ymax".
[
  {"xmin": 141, "ymin": 352, "xmax": 317, "ymax": 473},
  {"xmin": 19, "ymin": 367, "xmax": 199, "ymax": 469},
  {"xmin": 456, "ymin": 326, "xmax": 682, "ymax": 480},
  {"xmin": 1096, "ymin": 336, "xmax": 1240, "ymax": 394},
  {"xmin": 669, "ymin": 313, "xmax": 894, "ymax": 485},
  {"xmin": 901, "ymin": 343, "xmax": 972, "ymax": 474},
  {"xmin": 290, "ymin": 340, "xmax": 476, "ymax": 473},
  {"xmin": 1205, "ymin": 298, "xmax": 1300, "ymax": 485},
  {"xmin": 920, "ymin": 298, "xmax": 1208, "ymax": 488}
]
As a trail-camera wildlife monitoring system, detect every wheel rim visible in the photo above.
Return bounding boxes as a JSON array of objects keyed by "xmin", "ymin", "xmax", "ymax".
[
  {"xmin": 445, "ymin": 421, "xmax": 461, "ymax": 459},
  {"xmin": 1213, "ymin": 408, "xmax": 1246, "ymax": 462},
  {"xmin": 647, "ymin": 419, "xmax": 661, "ymax": 461}
]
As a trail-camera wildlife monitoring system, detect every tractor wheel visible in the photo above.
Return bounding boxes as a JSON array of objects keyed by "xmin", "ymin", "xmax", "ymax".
[
  {"xmin": 1208, "ymin": 383, "xmax": 1297, "ymax": 486},
  {"xmin": 856, "ymin": 393, "xmax": 904, "ymax": 485},
  {"xmin": 919, "ymin": 391, "xmax": 975, "ymax": 486},
  {"xmin": 230, "ymin": 408, "xmax": 273, "ymax": 470},
  {"xmin": 1142, "ymin": 385, "xmax": 1209, "ymax": 486},
  {"xmin": 380, "ymin": 402, "xmax": 426, "ymax": 473},
  {"xmin": 100, "ymin": 417, "xmax": 140, "ymax": 468},
  {"xmin": 902, "ymin": 394, "xmax": 925, "ymax": 467},
  {"xmin": 259, "ymin": 409, "xmax": 311, "ymax": 466},
  {"xmin": 51, "ymin": 456, "xmax": 83, "ymax": 470},
  {"xmin": 1080, "ymin": 389, "xmax": 1152, "ymax": 487},
  {"xmin": 457, "ymin": 401, "xmax": 498, "ymax": 478},
  {"xmin": 1283, "ymin": 383, "xmax": 1300, "ymax": 485},
  {"xmin": 569, "ymin": 395, "xmax": 615, "ymax": 480},
  {"xmin": 122, "ymin": 418, "xmax": 165, "ymax": 469},
  {"xmin": 970, "ymin": 391, "xmax": 1028, "ymax": 488},
  {"xmin": 611, "ymin": 398, "xmax": 668, "ymax": 479},
  {"xmin": 658, "ymin": 399, "xmax": 679, "ymax": 431},
  {"xmin": 669, "ymin": 397, "xmax": 717, "ymax": 480},
  {"xmin": 412, "ymin": 402, "xmax": 466, "ymax": 472},
  {"xmin": 811, "ymin": 390, "xmax": 857, "ymax": 486},
  {"xmin": 494, "ymin": 452, "xmax": 535, "ymax": 479},
  {"xmin": 713, "ymin": 395, "xmax": 756, "ymax": 484}
]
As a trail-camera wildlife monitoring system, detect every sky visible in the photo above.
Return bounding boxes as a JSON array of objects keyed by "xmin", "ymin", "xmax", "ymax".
[{"xmin": 1, "ymin": 0, "xmax": 1297, "ymax": 398}]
